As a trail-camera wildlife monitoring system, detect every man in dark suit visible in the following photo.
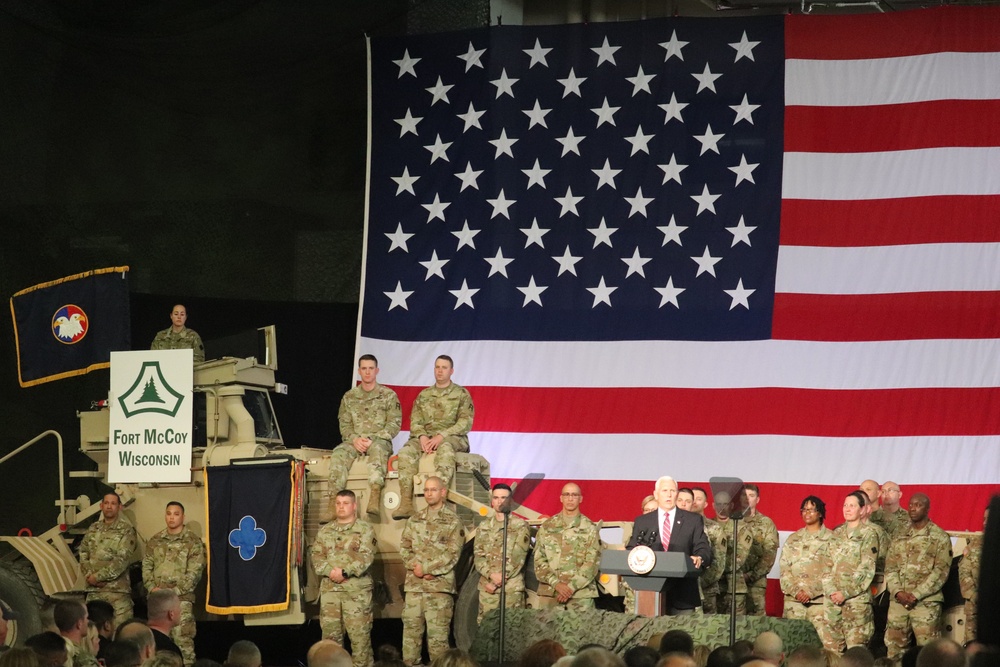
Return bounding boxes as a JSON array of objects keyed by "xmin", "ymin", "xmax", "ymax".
[{"xmin": 627, "ymin": 476, "xmax": 713, "ymax": 614}]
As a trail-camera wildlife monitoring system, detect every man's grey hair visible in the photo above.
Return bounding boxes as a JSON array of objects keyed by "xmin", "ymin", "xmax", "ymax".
[
  {"xmin": 226, "ymin": 640, "xmax": 262, "ymax": 667},
  {"xmin": 654, "ymin": 476, "xmax": 676, "ymax": 491},
  {"xmin": 752, "ymin": 631, "xmax": 784, "ymax": 664},
  {"xmin": 147, "ymin": 589, "xmax": 180, "ymax": 621},
  {"xmin": 115, "ymin": 620, "xmax": 155, "ymax": 658}
]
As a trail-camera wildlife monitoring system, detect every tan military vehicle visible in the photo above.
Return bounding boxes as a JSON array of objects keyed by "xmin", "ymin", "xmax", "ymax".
[{"xmin": 0, "ymin": 326, "xmax": 622, "ymax": 650}]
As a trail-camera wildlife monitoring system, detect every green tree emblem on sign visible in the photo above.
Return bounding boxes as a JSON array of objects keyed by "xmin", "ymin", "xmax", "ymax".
[
  {"xmin": 137, "ymin": 379, "xmax": 165, "ymax": 404},
  {"xmin": 118, "ymin": 361, "xmax": 185, "ymax": 418}
]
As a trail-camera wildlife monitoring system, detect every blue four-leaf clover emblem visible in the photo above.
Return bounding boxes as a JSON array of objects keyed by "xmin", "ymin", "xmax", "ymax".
[{"xmin": 229, "ymin": 515, "xmax": 267, "ymax": 561}]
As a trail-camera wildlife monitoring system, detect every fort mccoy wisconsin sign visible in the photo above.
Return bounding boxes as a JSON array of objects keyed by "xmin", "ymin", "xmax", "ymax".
[{"xmin": 109, "ymin": 350, "xmax": 193, "ymax": 482}]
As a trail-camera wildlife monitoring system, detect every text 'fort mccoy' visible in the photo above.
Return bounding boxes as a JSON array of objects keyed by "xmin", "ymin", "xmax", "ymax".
[{"xmin": 113, "ymin": 429, "xmax": 190, "ymax": 445}]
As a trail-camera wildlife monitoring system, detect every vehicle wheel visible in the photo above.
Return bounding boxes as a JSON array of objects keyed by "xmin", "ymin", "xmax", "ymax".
[
  {"xmin": 0, "ymin": 560, "xmax": 45, "ymax": 646},
  {"xmin": 453, "ymin": 572, "xmax": 480, "ymax": 652}
]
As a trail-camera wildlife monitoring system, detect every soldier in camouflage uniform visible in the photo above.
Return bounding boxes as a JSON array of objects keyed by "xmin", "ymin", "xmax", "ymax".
[
  {"xmin": 824, "ymin": 491, "xmax": 880, "ymax": 652},
  {"xmin": 311, "ymin": 490, "xmax": 377, "ymax": 667},
  {"xmin": 142, "ymin": 501, "xmax": 206, "ymax": 665},
  {"xmin": 329, "ymin": 355, "xmax": 402, "ymax": 517},
  {"xmin": 870, "ymin": 482, "xmax": 909, "ymax": 540},
  {"xmin": 713, "ymin": 491, "xmax": 755, "ymax": 615},
  {"xmin": 883, "ymin": 493, "xmax": 952, "ymax": 660},
  {"xmin": 473, "ymin": 483, "xmax": 530, "ymax": 624},
  {"xmin": 79, "ymin": 492, "xmax": 137, "ymax": 627},
  {"xmin": 742, "ymin": 484, "xmax": 779, "ymax": 616},
  {"xmin": 779, "ymin": 496, "xmax": 833, "ymax": 644},
  {"xmin": 400, "ymin": 476, "xmax": 465, "ymax": 666},
  {"xmin": 534, "ymin": 483, "xmax": 601, "ymax": 610},
  {"xmin": 150, "ymin": 304, "xmax": 205, "ymax": 363},
  {"xmin": 958, "ymin": 507, "xmax": 986, "ymax": 645},
  {"xmin": 393, "ymin": 356, "xmax": 474, "ymax": 520},
  {"xmin": 674, "ymin": 488, "xmax": 718, "ymax": 615},
  {"xmin": 690, "ymin": 488, "xmax": 724, "ymax": 614},
  {"xmin": 861, "ymin": 482, "xmax": 893, "ymax": 654},
  {"xmin": 54, "ymin": 599, "xmax": 100, "ymax": 667}
]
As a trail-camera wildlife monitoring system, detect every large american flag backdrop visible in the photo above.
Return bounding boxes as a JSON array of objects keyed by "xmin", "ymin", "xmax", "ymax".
[{"xmin": 359, "ymin": 8, "xmax": 1000, "ymax": 542}]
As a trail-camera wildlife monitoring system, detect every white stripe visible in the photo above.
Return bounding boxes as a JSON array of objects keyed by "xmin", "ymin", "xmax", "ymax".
[
  {"xmin": 783, "ymin": 148, "xmax": 1000, "ymax": 200},
  {"xmin": 786, "ymin": 52, "xmax": 1000, "ymax": 106},
  {"xmin": 775, "ymin": 243, "xmax": 1000, "ymax": 294},
  {"xmin": 360, "ymin": 337, "xmax": 1000, "ymax": 389},
  {"xmin": 453, "ymin": 432, "xmax": 1000, "ymax": 486}
]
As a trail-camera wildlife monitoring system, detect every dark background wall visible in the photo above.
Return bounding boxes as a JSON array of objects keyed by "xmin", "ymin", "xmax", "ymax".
[{"xmin": 0, "ymin": 0, "xmax": 491, "ymax": 537}]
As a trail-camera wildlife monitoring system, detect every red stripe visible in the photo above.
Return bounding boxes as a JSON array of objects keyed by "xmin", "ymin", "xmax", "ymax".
[
  {"xmin": 392, "ymin": 386, "xmax": 1000, "ymax": 437},
  {"xmin": 780, "ymin": 197, "xmax": 1000, "ymax": 247},
  {"xmin": 773, "ymin": 292, "xmax": 1000, "ymax": 341},
  {"xmin": 494, "ymin": 477, "xmax": 999, "ymax": 533},
  {"xmin": 785, "ymin": 101, "xmax": 1000, "ymax": 153},
  {"xmin": 786, "ymin": 7, "xmax": 1000, "ymax": 60}
]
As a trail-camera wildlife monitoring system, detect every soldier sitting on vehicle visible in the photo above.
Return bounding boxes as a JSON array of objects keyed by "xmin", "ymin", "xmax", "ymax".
[
  {"xmin": 328, "ymin": 355, "xmax": 401, "ymax": 518},
  {"xmin": 393, "ymin": 356, "xmax": 474, "ymax": 520}
]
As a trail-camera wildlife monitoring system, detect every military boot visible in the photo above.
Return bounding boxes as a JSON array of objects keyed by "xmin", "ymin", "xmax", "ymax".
[
  {"xmin": 393, "ymin": 485, "xmax": 414, "ymax": 520},
  {"xmin": 318, "ymin": 496, "xmax": 334, "ymax": 524},
  {"xmin": 367, "ymin": 484, "xmax": 382, "ymax": 517}
]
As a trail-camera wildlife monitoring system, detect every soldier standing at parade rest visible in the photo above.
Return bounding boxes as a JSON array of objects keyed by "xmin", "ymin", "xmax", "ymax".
[
  {"xmin": 142, "ymin": 501, "xmax": 206, "ymax": 666},
  {"xmin": 860, "ymin": 481, "xmax": 881, "ymax": 511},
  {"xmin": 534, "ymin": 483, "xmax": 602, "ymax": 609},
  {"xmin": 742, "ymin": 484, "xmax": 779, "ymax": 616},
  {"xmin": 858, "ymin": 485, "xmax": 890, "ymax": 571},
  {"xmin": 714, "ymin": 490, "xmax": 755, "ymax": 615},
  {"xmin": 779, "ymin": 496, "xmax": 834, "ymax": 645},
  {"xmin": 677, "ymin": 487, "xmax": 721, "ymax": 615},
  {"xmin": 691, "ymin": 487, "xmax": 726, "ymax": 615},
  {"xmin": 328, "ymin": 354, "xmax": 402, "ymax": 517},
  {"xmin": 79, "ymin": 492, "xmax": 137, "ymax": 628},
  {"xmin": 473, "ymin": 483, "xmax": 530, "ymax": 624},
  {"xmin": 883, "ymin": 493, "xmax": 953, "ymax": 660},
  {"xmin": 824, "ymin": 491, "xmax": 880, "ymax": 652},
  {"xmin": 958, "ymin": 507, "xmax": 987, "ymax": 645},
  {"xmin": 871, "ymin": 482, "xmax": 909, "ymax": 540},
  {"xmin": 150, "ymin": 304, "xmax": 205, "ymax": 363},
  {"xmin": 399, "ymin": 476, "xmax": 465, "ymax": 666},
  {"xmin": 393, "ymin": 356, "xmax": 474, "ymax": 520},
  {"xmin": 311, "ymin": 490, "xmax": 377, "ymax": 667}
]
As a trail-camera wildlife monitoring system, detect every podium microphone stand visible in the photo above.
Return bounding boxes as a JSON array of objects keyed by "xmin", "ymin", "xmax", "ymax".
[{"xmin": 497, "ymin": 500, "xmax": 511, "ymax": 666}]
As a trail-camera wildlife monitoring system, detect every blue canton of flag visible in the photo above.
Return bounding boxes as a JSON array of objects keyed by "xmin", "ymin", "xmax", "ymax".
[{"xmin": 364, "ymin": 17, "xmax": 784, "ymax": 343}]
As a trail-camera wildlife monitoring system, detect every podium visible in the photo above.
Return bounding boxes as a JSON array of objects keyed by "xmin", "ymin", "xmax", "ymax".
[{"xmin": 600, "ymin": 549, "xmax": 698, "ymax": 617}]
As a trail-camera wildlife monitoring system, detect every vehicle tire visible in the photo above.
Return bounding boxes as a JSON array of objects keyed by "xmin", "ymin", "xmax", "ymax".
[
  {"xmin": 453, "ymin": 572, "xmax": 480, "ymax": 652},
  {"xmin": 0, "ymin": 560, "xmax": 45, "ymax": 646}
]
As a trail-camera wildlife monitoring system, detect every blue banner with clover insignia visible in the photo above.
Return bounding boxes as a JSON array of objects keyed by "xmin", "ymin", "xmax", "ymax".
[
  {"xmin": 205, "ymin": 460, "xmax": 294, "ymax": 613},
  {"xmin": 9, "ymin": 266, "xmax": 130, "ymax": 387}
]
